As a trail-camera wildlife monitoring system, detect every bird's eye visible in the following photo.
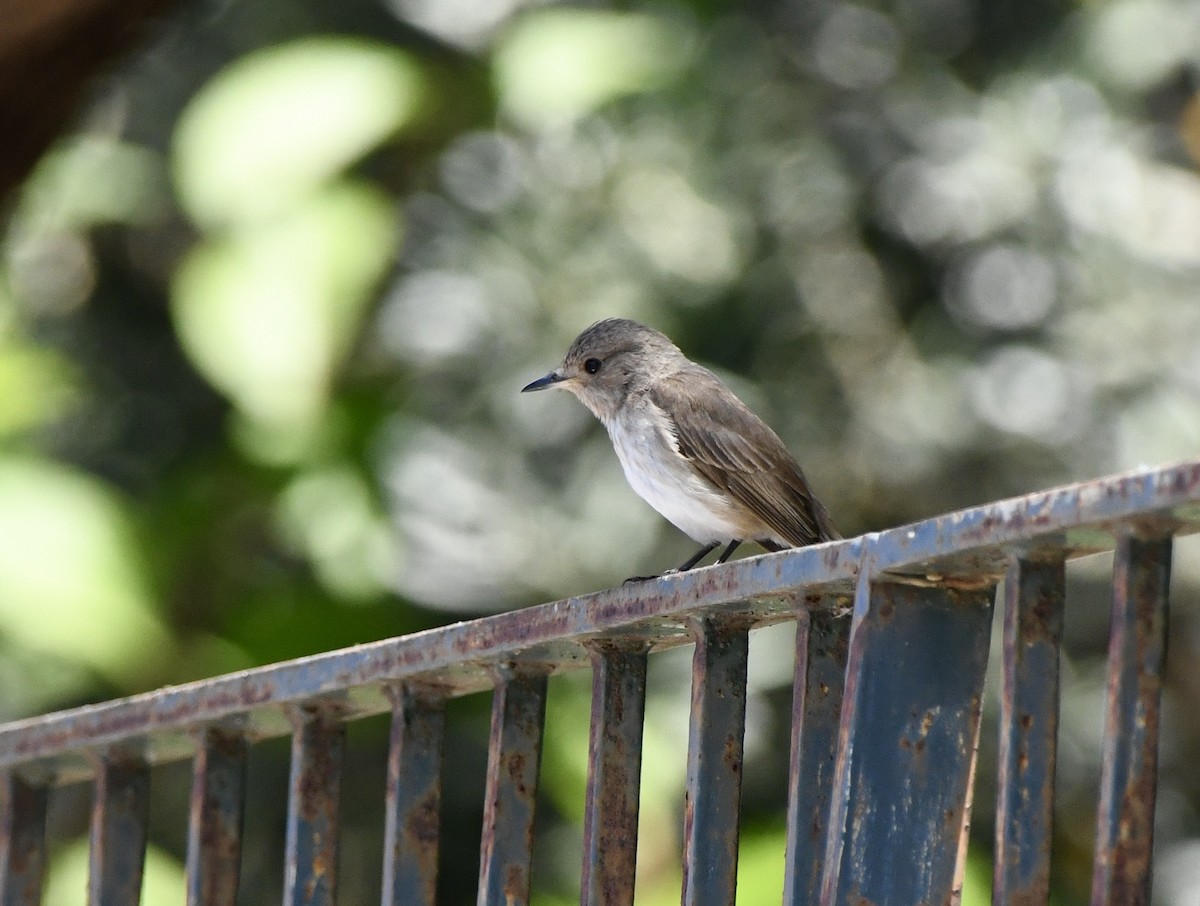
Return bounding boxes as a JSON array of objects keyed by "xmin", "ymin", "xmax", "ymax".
[{"xmin": 584, "ymin": 358, "xmax": 602, "ymax": 374}]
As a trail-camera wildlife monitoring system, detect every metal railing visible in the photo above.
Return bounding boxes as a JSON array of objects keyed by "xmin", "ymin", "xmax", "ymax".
[{"xmin": 0, "ymin": 459, "xmax": 1195, "ymax": 905}]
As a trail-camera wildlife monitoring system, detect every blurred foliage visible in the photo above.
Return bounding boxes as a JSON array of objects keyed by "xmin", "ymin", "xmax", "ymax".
[{"xmin": 2, "ymin": 0, "xmax": 1200, "ymax": 901}]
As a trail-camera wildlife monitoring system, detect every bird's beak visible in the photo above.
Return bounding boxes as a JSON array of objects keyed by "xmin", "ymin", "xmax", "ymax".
[{"xmin": 521, "ymin": 370, "xmax": 567, "ymax": 393}]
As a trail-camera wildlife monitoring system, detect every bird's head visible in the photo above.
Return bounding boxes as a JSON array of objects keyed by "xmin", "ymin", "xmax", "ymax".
[{"xmin": 521, "ymin": 318, "xmax": 682, "ymax": 421}]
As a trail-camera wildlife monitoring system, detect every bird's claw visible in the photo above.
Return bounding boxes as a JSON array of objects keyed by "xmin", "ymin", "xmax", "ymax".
[{"xmin": 623, "ymin": 567, "xmax": 682, "ymax": 584}]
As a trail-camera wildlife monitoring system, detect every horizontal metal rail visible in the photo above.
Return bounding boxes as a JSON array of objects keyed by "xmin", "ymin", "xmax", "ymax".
[{"xmin": 0, "ymin": 458, "xmax": 1196, "ymax": 905}]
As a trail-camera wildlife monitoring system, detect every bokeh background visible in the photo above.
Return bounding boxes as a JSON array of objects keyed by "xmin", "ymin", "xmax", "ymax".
[{"xmin": 3, "ymin": 0, "xmax": 1200, "ymax": 902}]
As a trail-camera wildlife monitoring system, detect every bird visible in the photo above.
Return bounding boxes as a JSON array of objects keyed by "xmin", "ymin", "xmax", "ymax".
[{"xmin": 521, "ymin": 318, "xmax": 839, "ymax": 579}]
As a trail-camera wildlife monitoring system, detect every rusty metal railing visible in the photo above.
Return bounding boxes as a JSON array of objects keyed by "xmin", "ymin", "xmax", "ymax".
[{"xmin": 0, "ymin": 460, "xmax": 1195, "ymax": 905}]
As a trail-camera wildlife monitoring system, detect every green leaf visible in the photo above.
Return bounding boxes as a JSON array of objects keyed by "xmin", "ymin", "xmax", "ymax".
[
  {"xmin": 494, "ymin": 10, "xmax": 692, "ymax": 128},
  {"xmin": 171, "ymin": 180, "xmax": 397, "ymax": 461},
  {"xmin": 0, "ymin": 458, "xmax": 171, "ymax": 685},
  {"xmin": 174, "ymin": 37, "xmax": 426, "ymax": 225}
]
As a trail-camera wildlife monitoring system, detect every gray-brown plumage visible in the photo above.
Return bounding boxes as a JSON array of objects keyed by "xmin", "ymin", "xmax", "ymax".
[{"xmin": 522, "ymin": 318, "xmax": 839, "ymax": 575}]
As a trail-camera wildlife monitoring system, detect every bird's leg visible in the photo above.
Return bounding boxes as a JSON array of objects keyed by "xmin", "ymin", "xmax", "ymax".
[
  {"xmin": 623, "ymin": 541, "xmax": 719, "ymax": 584},
  {"xmin": 713, "ymin": 540, "xmax": 741, "ymax": 564},
  {"xmin": 674, "ymin": 541, "xmax": 721, "ymax": 573}
]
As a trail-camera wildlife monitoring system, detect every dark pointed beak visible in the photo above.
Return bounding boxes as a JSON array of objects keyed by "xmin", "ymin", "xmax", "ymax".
[{"xmin": 521, "ymin": 370, "xmax": 566, "ymax": 393}]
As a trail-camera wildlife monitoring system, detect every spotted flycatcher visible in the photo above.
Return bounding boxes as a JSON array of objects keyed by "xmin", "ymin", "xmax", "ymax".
[{"xmin": 522, "ymin": 318, "xmax": 839, "ymax": 577}]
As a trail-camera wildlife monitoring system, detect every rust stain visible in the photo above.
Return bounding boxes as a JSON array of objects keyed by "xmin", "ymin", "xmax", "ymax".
[
  {"xmin": 506, "ymin": 752, "xmax": 527, "ymax": 784},
  {"xmin": 723, "ymin": 733, "xmax": 742, "ymax": 773}
]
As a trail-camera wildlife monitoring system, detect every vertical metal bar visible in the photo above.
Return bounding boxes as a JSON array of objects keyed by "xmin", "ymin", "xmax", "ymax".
[
  {"xmin": 681, "ymin": 615, "xmax": 751, "ymax": 906},
  {"xmin": 1091, "ymin": 532, "xmax": 1171, "ymax": 906},
  {"xmin": 88, "ymin": 755, "xmax": 150, "ymax": 906},
  {"xmin": 820, "ymin": 576, "xmax": 995, "ymax": 906},
  {"xmin": 284, "ymin": 708, "xmax": 346, "ymax": 906},
  {"xmin": 1, "ymin": 772, "xmax": 48, "ymax": 905},
  {"xmin": 783, "ymin": 602, "xmax": 851, "ymax": 906},
  {"xmin": 994, "ymin": 555, "xmax": 1065, "ymax": 905},
  {"xmin": 477, "ymin": 669, "xmax": 548, "ymax": 906},
  {"xmin": 580, "ymin": 641, "xmax": 649, "ymax": 906},
  {"xmin": 186, "ymin": 728, "xmax": 247, "ymax": 906},
  {"xmin": 951, "ymin": 714, "xmax": 983, "ymax": 906},
  {"xmin": 381, "ymin": 686, "xmax": 445, "ymax": 906}
]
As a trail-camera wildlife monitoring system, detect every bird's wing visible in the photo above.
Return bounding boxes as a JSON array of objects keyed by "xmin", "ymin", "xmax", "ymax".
[{"xmin": 648, "ymin": 367, "xmax": 840, "ymax": 548}]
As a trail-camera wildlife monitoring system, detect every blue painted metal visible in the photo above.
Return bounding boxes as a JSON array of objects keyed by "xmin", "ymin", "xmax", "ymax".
[
  {"xmin": 0, "ymin": 460, "xmax": 1195, "ymax": 906},
  {"xmin": 186, "ymin": 728, "xmax": 247, "ymax": 906},
  {"xmin": 0, "ymin": 772, "xmax": 47, "ymax": 905},
  {"xmin": 381, "ymin": 686, "xmax": 444, "ymax": 906},
  {"xmin": 0, "ymin": 534, "xmax": 863, "ymax": 783},
  {"xmin": 284, "ymin": 709, "xmax": 345, "ymax": 906},
  {"xmin": 580, "ymin": 642, "xmax": 648, "ymax": 906},
  {"xmin": 88, "ymin": 756, "xmax": 150, "ymax": 906},
  {"xmin": 0, "ymin": 464, "xmax": 1187, "ymax": 789},
  {"xmin": 4, "ymin": 461, "xmax": 1195, "ymax": 782},
  {"xmin": 994, "ymin": 555, "xmax": 1064, "ymax": 905},
  {"xmin": 1091, "ymin": 533, "xmax": 1172, "ymax": 906},
  {"xmin": 820, "ymin": 578, "xmax": 995, "ymax": 906},
  {"xmin": 783, "ymin": 600, "xmax": 851, "ymax": 906},
  {"xmin": 681, "ymin": 616, "xmax": 751, "ymax": 906},
  {"xmin": 477, "ymin": 670, "xmax": 548, "ymax": 906}
]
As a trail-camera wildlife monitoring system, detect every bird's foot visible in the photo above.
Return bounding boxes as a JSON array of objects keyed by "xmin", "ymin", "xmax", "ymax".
[
  {"xmin": 623, "ymin": 574, "xmax": 658, "ymax": 584},
  {"xmin": 623, "ymin": 567, "xmax": 680, "ymax": 584}
]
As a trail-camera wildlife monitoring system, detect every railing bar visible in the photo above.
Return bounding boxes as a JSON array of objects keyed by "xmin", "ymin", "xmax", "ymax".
[
  {"xmin": 284, "ymin": 709, "xmax": 346, "ymax": 906},
  {"xmin": 951, "ymin": 699, "xmax": 984, "ymax": 906},
  {"xmin": 1090, "ymin": 533, "xmax": 1172, "ymax": 906},
  {"xmin": 7, "ymin": 461, "xmax": 1200, "ymax": 778},
  {"xmin": 1, "ymin": 772, "xmax": 48, "ymax": 905},
  {"xmin": 580, "ymin": 643, "xmax": 649, "ymax": 906},
  {"xmin": 864, "ymin": 463, "xmax": 1199, "ymax": 574},
  {"xmin": 477, "ymin": 671, "xmax": 548, "ymax": 906},
  {"xmin": 782, "ymin": 602, "xmax": 851, "ymax": 906},
  {"xmin": 88, "ymin": 756, "xmax": 150, "ymax": 906},
  {"xmin": 993, "ymin": 556, "xmax": 1065, "ymax": 905},
  {"xmin": 681, "ymin": 616, "xmax": 750, "ymax": 906},
  {"xmin": 381, "ymin": 687, "xmax": 444, "ymax": 906},
  {"xmin": 186, "ymin": 728, "xmax": 247, "ymax": 906},
  {"xmin": 820, "ymin": 576, "xmax": 995, "ymax": 906}
]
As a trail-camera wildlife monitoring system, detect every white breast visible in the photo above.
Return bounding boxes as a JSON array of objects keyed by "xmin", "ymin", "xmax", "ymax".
[{"xmin": 603, "ymin": 402, "xmax": 744, "ymax": 544}]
